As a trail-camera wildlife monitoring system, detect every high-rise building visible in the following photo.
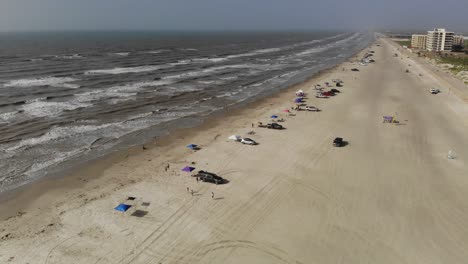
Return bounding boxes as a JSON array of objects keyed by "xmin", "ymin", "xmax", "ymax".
[
  {"xmin": 411, "ymin": 34, "xmax": 427, "ymax": 49},
  {"xmin": 426, "ymin": 28, "xmax": 454, "ymax": 52},
  {"xmin": 453, "ymin": 35, "xmax": 465, "ymax": 46}
]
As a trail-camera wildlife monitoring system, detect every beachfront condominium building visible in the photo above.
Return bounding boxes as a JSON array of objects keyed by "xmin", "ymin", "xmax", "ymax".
[
  {"xmin": 411, "ymin": 34, "xmax": 427, "ymax": 50},
  {"xmin": 453, "ymin": 35, "xmax": 465, "ymax": 46},
  {"xmin": 426, "ymin": 28, "xmax": 454, "ymax": 52}
]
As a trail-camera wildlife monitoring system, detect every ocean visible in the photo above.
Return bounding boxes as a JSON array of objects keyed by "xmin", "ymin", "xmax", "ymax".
[{"xmin": 0, "ymin": 31, "xmax": 374, "ymax": 192}]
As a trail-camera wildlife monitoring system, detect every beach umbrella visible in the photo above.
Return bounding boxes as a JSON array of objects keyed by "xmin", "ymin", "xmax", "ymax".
[
  {"xmin": 271, "ymin": 115, "xmax": 278, "ymax": 118},
  {"xmin": 294, "ymin": 98, "xmax": 303, "ymax": 103},
  {"xmin": 282, "ymin": 109, "xmax": 290, "ymax": 113},
  {"xmin": 186, "ymin": 144, "xmax": 198, "ymax": 149},
  {"xmin": 182, "ymin": 166, "xmax": 195, "ymax": 172}
]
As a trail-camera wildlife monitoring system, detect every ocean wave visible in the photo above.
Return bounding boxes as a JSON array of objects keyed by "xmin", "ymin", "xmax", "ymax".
[
  {"xmin": 2, "ymin": 77, "xmax": 80, "ymax": 89},
  {"xmin": 75, "ymin": 79, "xmax": 175, "ymax": 104},
  {"xmin": 162, "ymin": 64, "xmax": 254, "ymax": 80},
  {"xmin": 57, "ymin": 54, "xmax": 84, "ymax": 59},
  {"xmin": 85, "ymin": 65, "xmax": 164, "ymax": 75},
  {"xmin": 20, "ymin": 101, "xmax": 91, "ymax": 118},
  {"xmin": 0, "ymin": 111, "xmax": 18, "ymax": 123},
  {"xmin": 146, "ymin": 49, "xmax": 169, "ymax": 54},
  {"xmin": 112, "ymin": 52, "xmax": 130, "ymax": 56},
  {"xmin": 24, "ymin": 148, "xmax": 88, "ymax": 177},
  {"xmin": 5, "ymin": 124, "xmax": 113, "ymax": 152}
]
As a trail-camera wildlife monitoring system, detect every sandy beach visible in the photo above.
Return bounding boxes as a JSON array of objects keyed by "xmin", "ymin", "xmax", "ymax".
[{"xmin": 2, "ymin": 38, "xmax": 468, "ymax": 263}]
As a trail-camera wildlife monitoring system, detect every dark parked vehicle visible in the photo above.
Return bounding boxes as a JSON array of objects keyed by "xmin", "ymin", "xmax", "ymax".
[
  {"xmin": 336, "ymin": 82, "xmax": 343, "ymax": 87},
  {"xmin": 333, "ymin": 137, "xmax": 344, "ymax": 147},
  {"xmin": 330, "ymin": 89, "xmax": 340, "ymax": 94},
  {"xmin": 194, "ymin": 170, "xmax": 225, "ymax": 184},
  {"xmin": 351, "ymin": 68, "xmax": 359, "ymax": 71},
  {"xmin": 267, "ymin": 123, "xmax": 284, "ymax": 129}
]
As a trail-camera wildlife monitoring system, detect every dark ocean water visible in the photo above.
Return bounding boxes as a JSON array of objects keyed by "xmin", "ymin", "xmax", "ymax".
[{"xmin": 0, "ymin": 31, "xmax": 374, "ymax": 192}]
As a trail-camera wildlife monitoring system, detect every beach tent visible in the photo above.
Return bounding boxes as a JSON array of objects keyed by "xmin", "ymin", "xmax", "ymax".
[
  {"xmin": 186, "ymin": 144, "xmax": 198, "ymax": 149},
  {"xmin": 114, "ymin": 204, "xmax": 132, "ymax": 212},
  {"xmin": 182, "ymin": 166, "xmax": 195, "ymax": 172},
  {"xmin": 382, "ymin": 116, "xmax": 394, "ymax": 123},
  {"xmin": 228, "ymin": 135, "xmax": 241, "ymax": 141},
  {"xmin": 294, "ymin": 98, "xmax": 303, "ymax": 103},
  {"xmin": 271, "ymin": 115, "xmax": 279, "ymax": 118}
]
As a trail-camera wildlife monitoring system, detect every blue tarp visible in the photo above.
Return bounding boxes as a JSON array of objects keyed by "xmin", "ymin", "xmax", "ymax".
[
  {"xmin": 294, "ymin": 98, "xmax": 303, "ymax": 103},
  {"xmin": 115, "ymin": 204, "xmax": 132, "ymax": 212},
  {"xmin": 271, "ymin": 115, "xmax": 278, "ymax": 118},
  {"xmin": 186, "ymin": 144, "xmax": 198, "ymax": 149}
]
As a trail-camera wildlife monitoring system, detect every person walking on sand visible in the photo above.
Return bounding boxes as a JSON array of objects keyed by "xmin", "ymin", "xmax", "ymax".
[
  {"xmin": 196, "ymin": 177, "xmax": 199, "ymax": 183},
  {"xmin": 211, "ymin": 192, "xmax": 214, "ymax": 199},
  {"xmin": 191, "ymin": 190, "xmax": 194, "ymax": 196},
  {"xmin": 186, "ymin": 187, "xmax": 189, "ymax": 193}
]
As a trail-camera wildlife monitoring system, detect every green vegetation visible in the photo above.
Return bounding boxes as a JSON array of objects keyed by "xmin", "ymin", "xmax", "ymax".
[
  {"xmin": 438, "ymin": 57, "xmax": 468, "ymax": 74},
  {"xmin": 395, "ymin": 40, "xmax": 411, "ymax": 47},
  {"xmin": 464, "ymin": 39, "xmax": 468, "ymax": 47}
]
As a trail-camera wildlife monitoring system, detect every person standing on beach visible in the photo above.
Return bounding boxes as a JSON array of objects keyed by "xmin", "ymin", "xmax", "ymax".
[
  {"xmin": 211, "ymin": 192, "xmax": 214, "ymax": 199},
  {"xmin": 191, "ymin": 190, "xmax": 194, "ymax": 196},
  {"xmin": 186, "ymin": 187, "xmax": 189, "ymax": 193}
]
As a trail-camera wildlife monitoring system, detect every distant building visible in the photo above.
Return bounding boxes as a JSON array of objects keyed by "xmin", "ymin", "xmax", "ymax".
[
  {"xmin": 453, "ymin": 35, "xmax": 465, "ymax": 46},
  {"xmin": 411, "ymin": 34, "xmax": 427, "ymax": 50},
  {"xmin": 426, "ymin": 28, "xmax": 454, "ymax": 52}
]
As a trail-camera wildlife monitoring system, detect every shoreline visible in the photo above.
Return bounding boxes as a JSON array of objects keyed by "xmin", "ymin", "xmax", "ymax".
[{"xmin": 0, "ymin": 49, "xmax": 365, "ymax": 219}]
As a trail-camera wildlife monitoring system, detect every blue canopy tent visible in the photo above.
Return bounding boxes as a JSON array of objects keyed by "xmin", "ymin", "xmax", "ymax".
[
  {"xmin": 114, "ymin": 204, "xmax": 132, "ymax": 212},
  {"xmin": 294, "ymin": 98, "xmax": 303, "ymax": 103},
  {"xmin": 271, "ymin": 115, "xmax": 278, "ymax": 119},
  {"xmin": 182, "ymin": 166, "xmax": 195, "ymax": 172},
  {"xmin": 186, "ymin": 144, "xmax": 198, "ymax": 149}
]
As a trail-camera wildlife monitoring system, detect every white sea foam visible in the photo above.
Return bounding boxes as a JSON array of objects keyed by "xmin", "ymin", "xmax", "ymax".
[
  {"xmin": 146, "ymin": 49, "xmax": 169, "ymax": 54},
  {"xmin": 75, "ymin": 80, "xmax": 175, "ymax": 104},
  {"xmin": 24, "ymin": 148, "xmax": 88, "ymax": 177},
  {"xmin": 20, "ymin": 101, "xmax": 91, "ymax": 118},
  {"xmin": 0, "ymin": 111, "xmax": 18, "ymax": 123},
  {"xmin": 85, "ymin": 65, "xmax": 163, "ymax": 75},
  {"xmin": 162, "ymin": 64, "xmax": 253, "ymax": 80},
  {"xmin": 6, "ymin": 124, "xmax": 113, "ymax": 152},
  {"xmin": 112, "ymin": 52, "xmax": 130, "ymax": 56},
  {"xmin": 3, "ymin": 77, "xmax": 79, "ymax": 88}
]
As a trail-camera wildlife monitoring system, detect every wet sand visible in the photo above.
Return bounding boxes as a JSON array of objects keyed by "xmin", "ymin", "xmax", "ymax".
[{"xmin": 2, "ymin": 38, "xmax": 468, "ymax": 264}]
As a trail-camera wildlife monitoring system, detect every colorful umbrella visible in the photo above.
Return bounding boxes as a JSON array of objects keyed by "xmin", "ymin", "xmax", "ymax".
[{"xmin": 294, "ymin": 98, "xmax": 303, "ymax": 103}]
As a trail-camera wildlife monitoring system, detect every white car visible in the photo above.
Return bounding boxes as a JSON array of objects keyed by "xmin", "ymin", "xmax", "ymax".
[
  {"xmin": 241, "ymin": 138, "xmax": 257, "ymax": 145},
  {"xmin": 305, "ymin": 106, "xmax": 320, "ymax": 112},
  {"xmin": 430, "ymin": 88, "xmax": 440, "ymax": 94}
]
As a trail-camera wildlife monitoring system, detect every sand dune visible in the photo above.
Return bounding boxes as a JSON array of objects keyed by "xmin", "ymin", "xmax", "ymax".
[{"xmin": 1, "ymin": 38, "xmax": 468, "ymax": 263}]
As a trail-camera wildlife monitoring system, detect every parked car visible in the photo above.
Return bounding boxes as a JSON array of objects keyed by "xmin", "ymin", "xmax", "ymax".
[
  {"xmin": 430, "ymin": 88, "xmax": 440, "ymax": 94},
  {"xmin": 351, "ymin": 68, "xmax": 359, "ymax": 71},
  {"xmin": 333, "ymin": 137, "xmax": 344, "ymax": 147},
  {"xmin": 241, "ymin": 138, "xmax": 257, "ymax": 145},
  {"xmin": 305, "ymin": 106, "xmax": 320, "ymax": 112},
  {"xmin": 316, "ymin": 93, "xmax": 328, "ymax": 98},
  {"xmin": 267, "ymin": 123, "xmax": 283, "ymax": 129},
  {"xmin": 194, "ymin": 170, "xmax": 225, "ymax": 184},
  {"xmin": 330, "ymin": 88, "xmax": 340, "ymax": 94}
]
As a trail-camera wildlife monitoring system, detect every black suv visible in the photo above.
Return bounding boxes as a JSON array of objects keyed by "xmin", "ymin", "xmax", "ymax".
[
  {"xmin": 194, "ymin": 170, "xmax": 225, "ymax": 184},
  {"xmin": 267, "ymin": 123, "xmax": 283, "ymax": 129},
  {"xmin": 333, "ymin": 137, "xmax": 344, "ymax": 147}
]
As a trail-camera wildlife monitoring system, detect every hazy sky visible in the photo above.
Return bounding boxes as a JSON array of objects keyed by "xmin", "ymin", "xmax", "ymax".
[{"xmin": 0, "ymin": 0, "xmax": 467, "ymax": 32}]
